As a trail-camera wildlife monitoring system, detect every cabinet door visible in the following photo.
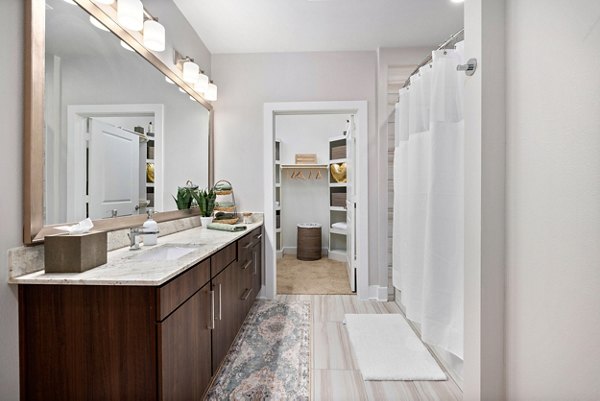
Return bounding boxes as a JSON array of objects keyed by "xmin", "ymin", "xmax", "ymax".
[
  {"xmin": 158, "ymin": 287, "xmax": 212, "ymax": 401},
  {"xmin": 211, "ymin": 263, "xmax": 240, "ymax": 374}
]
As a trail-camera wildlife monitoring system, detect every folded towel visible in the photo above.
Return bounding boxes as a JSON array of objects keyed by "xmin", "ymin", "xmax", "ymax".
[
  {"xmin": 331, "ymin": 222, "xmax": 347, "ymax": 230},
  {"xmin": 215, "ymin": 212, "xmax": 237, "ymax": 219},
  {"xmin": 214, "ymin": 182, "xmax": 232, "ymax": 190},
  {"xmin": 216, "ymin": 201, "xmax": 235, "ymax": 207},
  {"xmin": 207, "ymin": 223, "xmax": 247, "ymax": 232}
]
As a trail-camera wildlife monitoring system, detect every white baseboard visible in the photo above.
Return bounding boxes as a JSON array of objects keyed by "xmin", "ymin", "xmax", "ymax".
[
  {"xmin": 256, "ymin": 285, "xmax": 268, "ymax": 299},
  {"xmin": 368, "ymin": 285, "xmax": 389, "ymax": 301}
]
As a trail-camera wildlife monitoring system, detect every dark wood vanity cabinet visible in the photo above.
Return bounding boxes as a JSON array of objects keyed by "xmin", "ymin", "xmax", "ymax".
[
  {"xmin": 19, "ymin": 228, "xmax": 263, "ymax": 401},
  {"xmin": 159, "ymin": 285, "xmax": 213, "ymax": 401}
]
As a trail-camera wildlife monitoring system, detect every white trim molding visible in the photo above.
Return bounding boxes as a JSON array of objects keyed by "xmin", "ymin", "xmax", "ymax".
[
  {"xmin": 263, "ymin": 101, "xmax": 369, "ymax": 300},
  {"xmin": 369, "ymin": 285, "xmax": 389, "ymax": 301}
]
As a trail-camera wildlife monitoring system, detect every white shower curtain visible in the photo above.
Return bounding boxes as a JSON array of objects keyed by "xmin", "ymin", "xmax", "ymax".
[{"xmin": 393, "ymin": 43, "xmax": 465, "ymax": 359}]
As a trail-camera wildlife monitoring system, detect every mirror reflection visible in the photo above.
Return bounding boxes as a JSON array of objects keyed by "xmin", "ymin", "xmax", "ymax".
[{"xmin": 44, "ymin": 0, "xmax": 209, "ymax": 225}]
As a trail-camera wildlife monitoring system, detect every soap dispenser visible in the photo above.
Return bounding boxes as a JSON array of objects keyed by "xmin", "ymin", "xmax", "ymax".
[{"xmin": 143, "ymin": 209, "xmax": 159, "ymax": 246}]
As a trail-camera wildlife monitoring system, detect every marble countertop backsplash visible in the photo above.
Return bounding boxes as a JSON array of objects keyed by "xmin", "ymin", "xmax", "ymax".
[{"xmin": 8, "ymin": 214, "xmax": 263, "ymax": 286}]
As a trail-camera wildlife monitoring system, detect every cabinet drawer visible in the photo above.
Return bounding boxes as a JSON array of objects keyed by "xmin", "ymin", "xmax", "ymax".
[
  {"xmin": 238, "ymin": 227, "xmax": 263, "ymax": 261},
  {"xmin": 157, "ymin": 259, "xmax": 210, "ymax": 321},
  {"xmin": 211, "ymin": 242, "xmax": 237, "ymax": 278}
]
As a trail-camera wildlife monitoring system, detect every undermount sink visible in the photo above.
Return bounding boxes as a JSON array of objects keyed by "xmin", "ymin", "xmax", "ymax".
[{"xmin": 127, "ymin": 244, "xmax": 198, "ymax": 262}]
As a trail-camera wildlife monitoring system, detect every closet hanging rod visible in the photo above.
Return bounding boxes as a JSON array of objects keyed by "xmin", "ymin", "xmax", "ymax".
[{"xmin": 400, "ymin": 28, "xmax": 465, "ymax": 90}]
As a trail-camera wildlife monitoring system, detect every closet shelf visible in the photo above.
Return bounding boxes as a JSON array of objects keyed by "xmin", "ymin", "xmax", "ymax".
[
  {"xmin": 330, "ymin": 206, "xmax": 347, "ymax": 212},
  {"xmin": 329, "ymin": 183, "xmax": 347, "ymax": 187},
  {"xmin": 280, "ymin": 164, "xmax": 328, "ymax": 169},
  {"xmin": 329, "ymin": 158, "xmax": 347, "ymax": 164},
  {"xmin": 330, "ymin": 228, "xmax": 347, "ymax": 236}
]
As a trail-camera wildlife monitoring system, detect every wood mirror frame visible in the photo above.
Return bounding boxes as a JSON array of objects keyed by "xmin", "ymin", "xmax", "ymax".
[{"xmin": 24, "ymin": 0, "xmax": 215, "ymax": 245}]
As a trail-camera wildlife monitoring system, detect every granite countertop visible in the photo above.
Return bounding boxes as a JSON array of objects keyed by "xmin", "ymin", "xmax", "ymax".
[{"xmin": 9, "ymin": 222, "xmax": 262, "ymax": 286}]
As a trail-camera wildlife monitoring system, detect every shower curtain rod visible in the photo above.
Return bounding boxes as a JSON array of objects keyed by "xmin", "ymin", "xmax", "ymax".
[{"xmin": 400, "ymin": 28, "xmax": 465, "ymax": 89}]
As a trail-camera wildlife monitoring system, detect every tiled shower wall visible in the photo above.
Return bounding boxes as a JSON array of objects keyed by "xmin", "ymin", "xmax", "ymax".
[{"xmin": 386, "ymin": 65, "xmax": 415, "ymax": 300}]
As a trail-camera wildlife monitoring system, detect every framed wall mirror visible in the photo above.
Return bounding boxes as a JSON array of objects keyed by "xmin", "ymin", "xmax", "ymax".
[{"xmin": 24, "ymin": 0, "xmax": 214, "ymax": 244}]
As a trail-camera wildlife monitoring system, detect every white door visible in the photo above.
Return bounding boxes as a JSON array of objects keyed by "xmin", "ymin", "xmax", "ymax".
[
  {"xmin": 346, "ymin": 116, "xmax": 357, "ymax": 292},
  {"xmin": 88, "ymin": 118, "xmax": 139, "ymax": 219}
]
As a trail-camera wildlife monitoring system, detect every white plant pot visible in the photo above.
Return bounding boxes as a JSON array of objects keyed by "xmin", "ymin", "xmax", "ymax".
[{"xmin": 200, "ymin": 216, "xmax": 213, "ymax": 228}]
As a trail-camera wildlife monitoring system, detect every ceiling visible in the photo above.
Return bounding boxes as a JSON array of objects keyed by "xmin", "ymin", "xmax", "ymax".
[{"xmin": 173, "ymin": 0, "xmax": 464, "ymax": 54}]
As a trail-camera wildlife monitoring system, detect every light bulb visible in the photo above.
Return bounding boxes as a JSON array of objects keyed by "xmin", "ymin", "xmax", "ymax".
[
  {"xmin": 165, "ymin": 76, "xmax": 174, "ymax": 84},
  {"xmin": 178, "ymin": 87, "xmax": 186, "ymax": 93},
  {"xmin": 120, "ymin": 40, "xmax": 134, "ymax": 52},
  {"xmin": 205, "ymin": 82, "xmax": 217, "ymax": 101},
  {"xmin": 194, "ymin": 72, "xmax": 209, "ymax": 93},
  {"xmin": 63, "ymin": 0, "xmax": 76, "ymax": 5},
  {"xmin": 182, "ymin": 60, "xmax": 199, "ymax": 84},
  {"xmin": 89, "ymin": 16, "xmax": 109, "ymax": 32},
  {"xmin": 189, "ymin": 96, "xmax": 197, "ymax": 102},
  {"xmin": 117, "ymin": 0, "xmax": 144, "ymax": 32},
  {"xmin": 143, "ymin": 19, "xmax": 165, "ymax": 52}
]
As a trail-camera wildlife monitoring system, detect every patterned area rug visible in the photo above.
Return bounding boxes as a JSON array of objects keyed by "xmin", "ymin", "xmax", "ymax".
[{"xmin": 206, "ymin": 300, "xmax": 311, "ymax": 400}]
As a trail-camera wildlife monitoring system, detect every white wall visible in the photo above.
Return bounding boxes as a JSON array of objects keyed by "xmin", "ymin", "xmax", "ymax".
[
  {"xmin": 463, "ymin": 0, "xmax": 507, "ymax": 399},
  {"xmin": 505, "ymin": 0, "xmax": 600, "ymax": 399},
  {"xmin": 147, "ymin": 0, "xmax": 211, "ymax": 75},
  {"xmin": 276, "ymin": 114, "xmax": 350, "ymax": 250},
  {"xmin": 211, "ymin": 51, "xmax": 381, "ymax": 284},
  {"xmin": 0, "ymin": 1, "xmax": 23, "ymax": 399}
]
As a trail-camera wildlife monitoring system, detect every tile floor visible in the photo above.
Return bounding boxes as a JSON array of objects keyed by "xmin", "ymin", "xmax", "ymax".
[{"xmin": 277, "ymin": 295, "xmax": 463, "ymax": 401}]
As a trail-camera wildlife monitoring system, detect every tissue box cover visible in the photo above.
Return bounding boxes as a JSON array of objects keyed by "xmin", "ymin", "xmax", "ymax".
[{"xmin": 44, "ymin": 231, "xmax": 107, "ymax": 273}]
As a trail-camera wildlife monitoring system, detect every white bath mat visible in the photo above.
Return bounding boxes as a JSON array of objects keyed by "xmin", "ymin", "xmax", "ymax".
[{"xmin": 345, "ymin": 314, "xmax": 447, "ymax": 381}]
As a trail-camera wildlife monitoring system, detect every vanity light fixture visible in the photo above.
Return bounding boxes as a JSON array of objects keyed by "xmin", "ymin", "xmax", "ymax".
[
  {"xmin": 178, "ymin": 87, "xmax": 186, "ymax": 94},
  {"xmin": 450, "ymin": 0, "xmax": 464, "ymax": 3},
  {"xmin": 189, "ymin": 96, "xmax": 197, "ymax": 102},
  {"xmin": 194, "ymin": 71, "xmax": 209, "ymax": 93},
  {"xmin": 89, "ymin": 16, "xmax": 109, "ymax": 31},
  {"xmin": 182, "ymin": 58, "xmax": 200, "ymax": 84},
  {"xmin": 205, "ymin": 81, "xmax": 218, "ymax": 102},
  {"xmin": 62, "ymin": 0, "xmax": 77, "ymax": 5},
  {"xmin": 120, "ymin": 40, "xmax": 135, "ymax": 52},
  {"xmin": 117, "ymin": 0, "xmax": 144, "ymax": 32},
  {"xmin": 165, "ymin": 76, "xmax": 174, "ymax": 84},
  {"xmin": 143, "ymin": 18, "xmax": 165, "ymax": 52}
]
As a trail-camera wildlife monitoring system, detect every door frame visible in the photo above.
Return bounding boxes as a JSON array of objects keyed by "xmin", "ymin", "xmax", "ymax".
[
  {"xmin": 66, "ymin": 104, "xmax": 164, "ymax": 221},
  {"xmin": 263, "ymin": 101, "xmax": 369, "ymax": 300}
]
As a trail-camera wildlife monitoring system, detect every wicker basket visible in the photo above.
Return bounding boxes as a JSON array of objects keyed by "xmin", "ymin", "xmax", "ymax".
[
  {"xmin": 213, "ymin": 217, "xmax": 239, "ymax": 225},
  {"xmin": 215, "ymin": 190, "xmax": 232, "ymax": 195},
  {"xmin": 214, "ymin": 206, "xmax": 236, "ymax": 212}
]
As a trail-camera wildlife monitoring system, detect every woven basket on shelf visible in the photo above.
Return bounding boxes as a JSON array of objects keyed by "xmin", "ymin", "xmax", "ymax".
[
  {"xmin": 213, "ymin": 217, "xmax": 239, "ymax": 225},
  {"xmin": 214, "ymin": 206, "xmax": 236, "ymax": 213},
  {"xmin": 215, "ymin": 190, "xmax": 232, "ymax": 195}
]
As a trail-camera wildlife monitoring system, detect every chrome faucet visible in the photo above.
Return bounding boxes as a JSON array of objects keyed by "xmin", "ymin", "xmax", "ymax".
[
  {"xmin": 128, "ymin": 227, "xmax": 145, "ymax": 250},
  {"xmin": 128, "ymin": 226, "xmax": 160, "ymax": 250}
]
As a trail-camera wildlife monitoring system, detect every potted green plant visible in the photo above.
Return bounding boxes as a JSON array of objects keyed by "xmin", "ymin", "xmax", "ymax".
[
  {"xmin": 192, "ymin": 187, "xmax": 216, "ymax": 227},
  {"xmin": 172, "ymin": 184, "xmax": 195, "ymax": 210}
]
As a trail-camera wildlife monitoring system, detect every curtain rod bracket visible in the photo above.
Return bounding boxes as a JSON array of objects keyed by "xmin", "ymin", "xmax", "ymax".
[{"xmin": 457, "ymin": 58, "xmax": 477, "ymax": 76}]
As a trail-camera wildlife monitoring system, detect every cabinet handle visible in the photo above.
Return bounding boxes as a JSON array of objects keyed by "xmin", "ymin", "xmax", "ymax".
[
  {"xmin": 241, "ymin": 259, "xmax": 252, "ymax": 270},
  {"xmin": 254, "ymin": 252, "xmax": 258, "ymax": 275},
  {"xmin": 218, "ymin": 283, "xmax": 222, "ymax": 321},
  {"xmin": 254, "ymin": 234, "xmax": 262, "ymax": 240},
  {"xmin": 243, "ymin": 242, "xmax": 252, "ymax": 249},
  {"xmin": 241, "ymin": 288, "xmax": 253, "ymax": 301},
  {"xmin": 209, "ymin": 290, "xmax": 215, "ymax": 330}
]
